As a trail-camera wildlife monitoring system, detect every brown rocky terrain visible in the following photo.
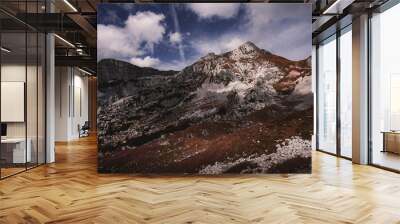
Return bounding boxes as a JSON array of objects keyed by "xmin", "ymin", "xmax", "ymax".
[
  {"xmin": 99, "ymin": 107, "xmax": 312, "ymax": 174},
  {"xmin": 97, "ymin": 41, "xmax": 312, "ymax": 174}
]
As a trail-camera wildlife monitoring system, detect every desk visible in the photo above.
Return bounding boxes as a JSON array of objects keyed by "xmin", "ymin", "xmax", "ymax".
[
  {"xmin": 382, "ymin": 131, "xmax": 400, "ymax": 154},
  {"xmin": 1, "ymin": 138, "xmax": 31, "ymax": 163}
]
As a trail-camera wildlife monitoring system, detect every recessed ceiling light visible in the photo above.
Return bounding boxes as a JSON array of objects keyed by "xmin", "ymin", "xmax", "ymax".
[
  {"xmin": 54, "ymin": 34, "xmax": 75, "ymax": 48},
  {"xmin": 1, "ymin": 47, "xmax": 11, "ymax": 53},
  {"xmin": 63, "ymin": 0, "xmax": 78, "ymax": 12},
  {"xmin": 322, "ymin": 0, "xmax": 355, "ymax": 15},
  {"xmin": 323, "ymin": 0, "xmax": 343, "ymax": 15},
  {"xmin": 78, "ymin": 67, "xmax": 92, "ymax": 76}
]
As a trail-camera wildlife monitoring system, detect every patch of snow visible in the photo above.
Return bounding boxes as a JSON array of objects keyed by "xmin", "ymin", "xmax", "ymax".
[
  {"xmin": 287, "ymin": 75, "xmax": 313, "ymax": 111},
  {"xmin": 201, "ymin": 81, "xmax": 252, "ymax": 98},
  {"xmin": 174, "ymin": 147, "xmax": 208, "ymax": 163},
  {"xmin": 199, "ymin": 136, "xmax": 311, "ymax": 174},
  {"xmin": 112, "ymin": 96, "xmax": 133, "ymax": 106},
  {"xmin": 290, "ymin": 76, "xmax": 312, "ymax": 97},
  {"xmin": 159, "ymin": 140, "xmax": 170, "ymax": 146},
  {"xmin": 180, "ymin": 108, "xmax": 218, "ymax": 120}
]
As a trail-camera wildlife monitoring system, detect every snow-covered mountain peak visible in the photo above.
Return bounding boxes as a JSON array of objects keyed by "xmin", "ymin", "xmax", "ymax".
[
  {"xmin": 237, "ymin": 41, "xmax": 260, "ymax": 53},
  {"xmin": 229, "ymin": 41, "xmax": 263, "ymax": 61},
  {"xmin": 183, "ymin": 40, "xmax": 312, "ymax": 105},
  {"xmin": 200, "ymin": 52, "xmax": 217, "ymax": 61}
]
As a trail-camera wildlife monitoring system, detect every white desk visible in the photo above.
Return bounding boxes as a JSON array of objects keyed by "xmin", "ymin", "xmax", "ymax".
[{"xmin": 1, "ymin": 138, "xmax": 31, "ymax": 163}]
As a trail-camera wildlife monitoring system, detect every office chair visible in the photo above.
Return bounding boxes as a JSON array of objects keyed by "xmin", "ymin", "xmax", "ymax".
[{"xmin": 79, "ymin": 121, "xmax": 90, "ymax": 138}]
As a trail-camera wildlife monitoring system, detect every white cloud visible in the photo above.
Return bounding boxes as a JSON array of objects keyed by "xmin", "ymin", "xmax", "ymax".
[
  {"xmin": 98, "ymin": 4, "xmax": 310, "ymax": 71},
  {"xmin": 241, "ymin": 4, "xmax": 311, "ymax": 60},
  {"xmin": 102, "ymin": 10, "xmax": 119, "ymax": 23},
  {"xmin": 169, "ymin": 6, "xmax": 186, "ymax": 63},
  {"xmin": 125, "ymin": 11, "xmax": 166, "ymax": 53},
  {"xmin": 157, "ymin": 57, "xmax": 197, "ymax": 71},
  {"xmin": 195, "ymin": 36, "xmax": 245, "ymax": 55},
  {"xmin": 98, "ymin": 24, "xmax": 142, "ymax": 60},
  {"xmin": 130, "ymin": 56, "xmax": 160, "ymax": 67},
  {"xmin": 117, "ymin": 3, "xmax": 135, "ymax": 11},
  {"xmin": 98, "ymin": 11, "xmax": 166, "ymax": 60},
  {"xmin": 169, "ymin": 32, "xmax": 182, "ymax": 44},
  {"xmin": 223, "ymin": 37, "xmax": 246, "ymax": 51},
  {"xmin": 186, "ymin": 3, "xmax": 241, "ymax": 19},
  {"xmin": 189, "ymin": 4, "xmax": 311, "ymax": 61}
]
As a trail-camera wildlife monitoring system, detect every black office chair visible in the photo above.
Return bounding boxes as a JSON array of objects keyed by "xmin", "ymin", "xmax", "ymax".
[{"xmin": 79, "ymin": 121, "xmax": 90, "ymax": 138}]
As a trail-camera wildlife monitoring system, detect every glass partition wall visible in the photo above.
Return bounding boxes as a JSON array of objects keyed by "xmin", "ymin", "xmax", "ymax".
[
  {"xmin": 370, "ymin": 2, "xmax": 400, "ymax": 171},
  {"xmin": 339, "ymin": 26, "xmax": 352, "ymax": 158},
  {"xmin": 316, "ymin": 25, "xmax": 352, "ymax": 159},
  {"xmin": 0, "ymin": 2, "xmax": 46, "ymax": 179},
  {"xmin": 317, "ymin": 35, "xmax": 337, "ymax": 154}
]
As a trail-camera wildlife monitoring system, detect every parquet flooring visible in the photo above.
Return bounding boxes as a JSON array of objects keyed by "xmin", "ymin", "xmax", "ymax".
[
  {"xmin": 1, "ymin": 135, "xmax": 400, "ymax": 223},
  {"xmin": 1, "ymin": 167, "xmax": 26, "ymax": 178}
]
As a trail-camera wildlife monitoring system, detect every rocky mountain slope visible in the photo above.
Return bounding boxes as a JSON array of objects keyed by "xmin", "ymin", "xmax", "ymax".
[{"xmin": 97, "ymin": 41, "xmax": 312, "ymax": 173}]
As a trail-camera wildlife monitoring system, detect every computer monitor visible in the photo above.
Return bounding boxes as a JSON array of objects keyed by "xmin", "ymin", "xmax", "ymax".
[{"xmin": 1, "ymin": 123, "xmax": 7, "ymax": 137}]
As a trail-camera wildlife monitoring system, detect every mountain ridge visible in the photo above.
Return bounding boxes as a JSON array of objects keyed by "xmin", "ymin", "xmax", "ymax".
[
  {"xmin": 97, "ymin": 41, "xmax": 313, "ymax": 162},
  {"xmin": 98, "ymin": 41, "xmax": 310, "ymax": 74}
]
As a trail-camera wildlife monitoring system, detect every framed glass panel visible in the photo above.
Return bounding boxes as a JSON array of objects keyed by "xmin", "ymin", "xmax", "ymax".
[
  {"xmin": 317, "ymin": 35, "xmax": 337, "ymax": 154},
  {"xmin": 370, "ymin": 3, "xmax": 400, "ymax": 171},
  {"xmin": 0, "ymin": 1, "xmax": 46, "ymax": 179},
  {"xmin": 38, "ymin": 32, "xmax": 45, "ymax": 165},
  {"xmin": 27, "ymin": 30, "xmax": 38, "ymax": 169},
  {"xmin": 339, "ymin": 26, "xmax": 352, "ymax": 158},
  {"xmin": 1, "ymin": 30, "xmax": 28, "ymax": 178}
]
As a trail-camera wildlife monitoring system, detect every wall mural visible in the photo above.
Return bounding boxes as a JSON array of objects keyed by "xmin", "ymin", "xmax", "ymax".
[{"xmin": 97, "ymin": 3, "xmax": 313, "ymax": 174}]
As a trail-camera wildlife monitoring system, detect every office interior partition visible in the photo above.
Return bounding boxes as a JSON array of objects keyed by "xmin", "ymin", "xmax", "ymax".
[{"xmin": 0, "ymin": 1, "xmax": 46, "ymax": 179}]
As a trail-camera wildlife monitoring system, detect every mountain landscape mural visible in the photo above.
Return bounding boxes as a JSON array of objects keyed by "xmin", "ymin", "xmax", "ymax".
[{"xmin": 97, "ymin": 3, "xmax": 312, "ymax": 174}]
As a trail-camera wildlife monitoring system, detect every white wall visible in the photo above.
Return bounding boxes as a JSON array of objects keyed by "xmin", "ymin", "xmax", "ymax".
[
  {"xmin": 55, "ymin": 67, "xmax": 89, "ymax": 141},
  {"xmin": 55, "ymin": 66, "xmax": 70, "ymax": 141},
  {"xmin": 72, "ymin": 73, "xmax": 89, "ymax": 138},
  {"xmin": 1, "ymin": 65, "xmax": 27, "ymax": 140},
  {"xmin": 1, "ymin": 65, "xmax": 40, "ymax": 137},
  {"xmin": 1, "ymin": 63, "xmax": 46, "ymax": 164},
  {"xmin": 1, "ymin": 82, "xmax": 25, "ymax": 122}
]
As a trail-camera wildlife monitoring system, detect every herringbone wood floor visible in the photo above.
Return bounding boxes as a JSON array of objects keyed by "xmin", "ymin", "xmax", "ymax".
[{"xmin": 1, "ymin": 136, "xmax": 400, "ymax": 224}]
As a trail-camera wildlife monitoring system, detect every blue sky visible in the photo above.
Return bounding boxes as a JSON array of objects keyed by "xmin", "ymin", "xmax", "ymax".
[{"xmin": 98, "ymin": 3, "xmax": 311, "ymax": 70}]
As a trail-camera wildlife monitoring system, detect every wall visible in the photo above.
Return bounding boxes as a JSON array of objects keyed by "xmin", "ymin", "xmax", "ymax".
[
  {"xmin": 1, "ymin": 65, "xmax": 25, "ymax": 138},
  {"xmin": 1, "ymin": 64, "xmax": 42, "ymax": 138},
  {"xmin": 88, "ymin": 77, "xmax": 97, "ymax": 132},
  {"xmin": 55, "ymin": 67, "xmax": 69, "ymax": 141},
  {"xmin": 1, "ymin": 62, "xmax": 46, "ymax": 165},
  {"xmin": 55, "ymin": 67, "xmax": 89, "ymax": 141},
  {"xmin": 72, "ymin": 72, "xmax": 89, "ymax": 138}
]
